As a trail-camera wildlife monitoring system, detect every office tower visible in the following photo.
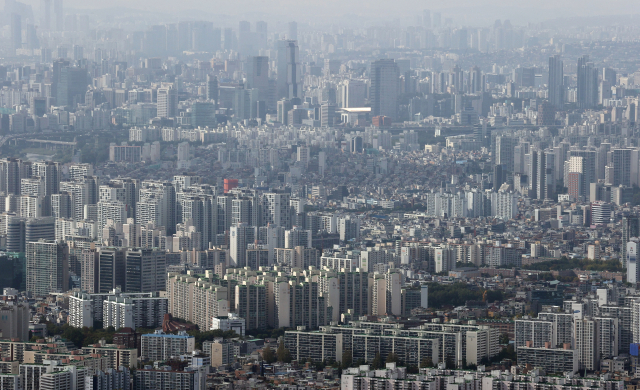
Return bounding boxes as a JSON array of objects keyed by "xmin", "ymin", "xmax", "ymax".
[
  {"xmin": 11, "ymin": 14, "xmax": 22, "ymax": 50},
  {"xmin": 229, "ymin": 223, "xmax": 256, "ymax": 268},
  {"xmin": 72, "ymin": 44, "xmax": 83, "ymax": 60},
  {"xmin": 613, "ymin": 148, "xmax": 631, "ymax": 187},
  {"xmin": 238, "ymin": 20, "xmax": 254, "ymax": 55},
  {"xmin": 276, "ymin": 40, "xmax": 302, "ymax": 100},
  {"xmin": 422, "ymin": 9, "xmax": 431, "ymax": 28},
  {"xmin": 167, "ymin": 273, "xmax": 228, "ymax": 330},
  {"xmin": 30, "ymin": 96, "xmax": 47, "ymax": 116},
  {"xmin": 255, "ymin": 20, "xmax": 267, "ymax": 49},
  {"xmin": 24, "ymin": 23, "xmax": 38, "ymax": 49},
  {"xmin": 42, "ymin": 0, "xmax": 51, "ymax": 30},
  {"xmin": 53, "ymin": 0, "xmax": 63, "ymax": 31},
  {"xmin": 190, "ymin": 101, "xmax": 216, "ymax": 128},
  {"xmin": 577, "ymin": 55, "xmax": 598, "ymax": 109},
  {"xmin": 26, "ymin": 239, "xmax": 69, "ymax": 296},
  {"xmin": 277, "ymin": 99, "xmax": 292, "ymax": 124},
  {"xmin": 246, "ymin": 56, "xmax": 270, "ymax": 103},
  {"xmin": 320, "ymin": 104, "xmax": 336, "ymax": 127},
  {"xmin": 157, "ymin": 87, "xmax": 177, "ymax": 118},
  {"xmin": 494, "ymin": 136, "xmax": 517, "ymax": 173},
  {"xmin": 124, "ymin": 248, "xmax": 166, "ymax": 293},
  {"xmin": 432, "ymin": 12, "xmax": 442, "ymax": 28},
  {"xmin": 262, "ymin": 192, "xmax": 291, "ymax": 229},
  {"xmin": 56, "ymin": 65, "xmax": 88, "ymax": 107},
  {"xmin": 235, "ymin": 282, "xmax": 267, "ymax": 330},
  {"xmin": 537, "ymin": 101, "xmax": 555, "ymax": 126},
  {"xmin": 603, "ymin": 67, "xmax": 617, "ymax": 86},
  {"xmin": 97, "ymin": 247, "xmax": 126, "ymax": 293},
  {"xmin": 339, "ymin": 79, "xmax": 366, "ymax": 108},
  {"xmin": 568, "ymin": 150, "xmax": 596, "ymax": 199},
  {"xmin": 206, "ymin": 74, "xmax": 218, "ymax": 106},
  {"xmin": 548, "ymin": 55, "xmax": 564, "ymax": 109},
  {"xmin": 513, "ymin": 67, "xmax": 535, "ymax": 88},
  {"xmin": 370, "ymin": 59, "xmax": 400, "ymax": 120},
  {"xmin": 590, "ymin": 201, "xmax": 611, "ymax": 225},
  {"xmin": 288, "ymin": 21, "xmax": 297, "ymax": 40},
  {"xmin": 25, "ymin": 217, "xmax": 55, "ymax": 244},
  {"xmin": 528, "ymin": 150, "xmax": 551, "ymax": 200},
  {"xmin": 470, "ymin": 66, "xmax": 483, "ymax": 94},
  {"xmin": 223, "ymin": 28, "xmax": 236, "ymax": 51},
  {"xmin": 623, "ymin": 216, "xmax": 640, "ymax": 268}
]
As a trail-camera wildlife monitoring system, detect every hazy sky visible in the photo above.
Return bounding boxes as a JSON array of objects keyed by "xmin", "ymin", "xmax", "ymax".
[{"xmin": 17, "ymin": 0, "xmax": 640, "ymax": 25}]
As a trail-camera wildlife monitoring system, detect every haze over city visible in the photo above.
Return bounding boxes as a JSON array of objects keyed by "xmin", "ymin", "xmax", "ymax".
[{"xmin": 0, "ymin": 0, "xmax": 640, "ymax": 389}]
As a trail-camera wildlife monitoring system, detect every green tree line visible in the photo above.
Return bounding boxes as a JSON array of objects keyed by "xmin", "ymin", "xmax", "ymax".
[{"xmin": 427, "ymin": 282, "xmax": 504, "ymax": 308}]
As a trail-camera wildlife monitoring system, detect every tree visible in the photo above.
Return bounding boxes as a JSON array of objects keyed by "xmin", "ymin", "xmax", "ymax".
[
  {"xmin": 385, "ymin": 352, "xmax": 399, "ymax": 364},
  {"xmin": 371, "ymin": 352, "xmax": 383, "ymax": 369},
  {"xmin": 341, "ymin": 350, "xmax": 353, "ymax": 369},
  {"xmin": 262, "ymin": 345, "xmax": 276, "ymax": 364},
  {"xmin": 445, "ymin": 357, "xmax": 455, "ymax": 369},
  {"xmin": 420, "ymin": 357, "xmax": 433, "ymax": 368},
  {"xmin": 276, "ymin": 339, "xmax": 292, "ymax": 363},
  {"xmin": 499, "ymin": 333, "xmax": 510, "ymax": 344}
]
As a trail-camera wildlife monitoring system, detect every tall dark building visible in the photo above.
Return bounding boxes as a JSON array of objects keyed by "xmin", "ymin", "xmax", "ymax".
[
  {"xmin": 206, "ymin": 74, "xmax": 218, "ymax": 107},
  {"xmin": 577, "ymin": 55, "xmax": 598, "ymax": 109},
  {"xmin": 493, "ymin": 164, "xmax": 505, "ymax": 188},
  {"xmin": 470, "ymin": 66, "xmax": 483, "ymax": 94},
  {"xmin": 98, "ymin": 248, "xmax": 126, "ymax": 293},
  {"xmin": 276, "ymin": 40, "xmax": 301, "ymax": 100},
  {"xmin": 53, "ymin": 0, "xmax": 63, "ymax": 31},
  {"xmin": 370, "ymin": 59, "xmax": 400, "ymax": 120},
  {"xmin": 613, "ymin": 148, "xmax": 631, "ymax": 187},
  {"xmin": 514, "ymin": 67, "xmax": 535, "ymax": 88},
  {"xmin": 529, "ymin": 150, "xmax": 551, "ymax": 200},
  {"xmin": 288, "ymin": 21, "xmax": 297, "ymax": 41},
  {"xmin": 246, "ymin": 56, "xmax": 270, "ymax": 103},
  {"xmin": 548, "ymin": 55, "xmax": 563, "ymax": 109},
  {"xmin": 56, "ymin": 66, "xmax": 88, "ymax": 107},
  {"xmin": 11, "ymin": 14, "xmax": 22, "ymax": 50}
]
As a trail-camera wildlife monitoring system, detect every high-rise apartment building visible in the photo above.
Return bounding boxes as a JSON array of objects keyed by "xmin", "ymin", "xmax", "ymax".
[
  {"xmin": 166, "ymin": 273, "xmax": 229, "ymax": 331},
  {"xmin": 235, "ymin": 282, "xmax": 266, "ymax": 330},
  {"xmin": 26, "ymin": 239, "xmax": 69, "ymax": 296}
]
